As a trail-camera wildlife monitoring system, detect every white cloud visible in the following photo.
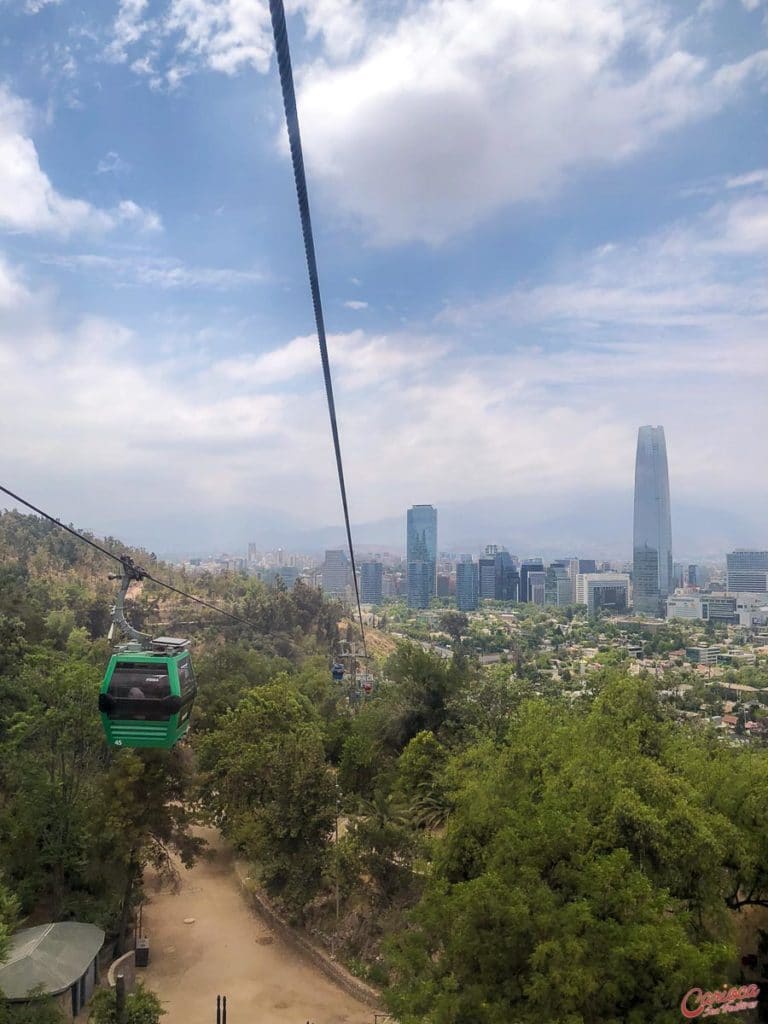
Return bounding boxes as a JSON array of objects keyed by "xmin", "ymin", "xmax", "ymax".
[
  {"xmin": 107, "ymin": 0, "xmax": 152, "ymax": 62},
  {"xmin": 24, "ymin": 0, "xmax": 61, "ymax": 12},
  {"xmin": 683, "ymin": 166, "xmax": 768, "ymax": 197},
  {"xmin": 727, "ymin": 168, "xmax": 768, "ymax": 189},
  {"xmin": 104, "ymin": 0, "xmax": 768, "ymax": 241},
  {"xmin": 39, "ymin": 253, "xmax": 264, "ymax": 289},
  {"xmin": 0, "ymin": 255, "xmax": 30, "ymax": 309},
  {"xmin": 292, "ymin": 1, "xmax": 768, "ymax": 243},
  {"xmin": 214, "ymin": 334, "xmax": 318, "ymax": 385},
  {"xmin": 0, "ymin": 86, "xmax": 161, "ymax": 236},
  {"xmin": 0, "ymin": 233, "xmax": 765, "ymax": 549},
  {"xmin": 96, "ymin": 151, "xmax": 131, "ymax": 176},
  {"xmin": 108, "ymin": 0, "xmax": 365, "ymax": 81},
  {"xmin": 149, "ymin": 0, "xmax": 274, "ymax": 78},
  {"xmin": 706, "ymin": 193, "xmax": 768, "ymax": 253},
  {"xmin": 343, "ymin": 299, "xmax": 368, "ymax": 310},
  {"xmin": 113, "ymin": 200, "xmax": 162, "ymax": 233},
  {"xmin": 213, "ymin": 330, "xmax": 447, "ymax": 390},
  {"xmin": 286, "ymin": 0, "xmax": 367, "ymax": 61},
  {"xmin": 442, "ymin": 190, "xmax": 768, "ymax": 330}
]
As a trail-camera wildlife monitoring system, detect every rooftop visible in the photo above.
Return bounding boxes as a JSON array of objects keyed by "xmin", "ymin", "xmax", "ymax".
[{"xmin": 0, "ymin": 922, "xmax": 104, "ymax": 1000}]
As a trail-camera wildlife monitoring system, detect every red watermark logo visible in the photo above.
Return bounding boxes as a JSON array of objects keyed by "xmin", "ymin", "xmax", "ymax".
[{"xmin": 681, "ymin": 984, "xmax": 760, "ymax": 1018}]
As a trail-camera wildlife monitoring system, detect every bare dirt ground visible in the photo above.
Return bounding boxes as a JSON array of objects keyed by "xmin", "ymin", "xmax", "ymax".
[{"xmin": 142, "ymin": 828, "xmax": 374, "ymax": 1024}]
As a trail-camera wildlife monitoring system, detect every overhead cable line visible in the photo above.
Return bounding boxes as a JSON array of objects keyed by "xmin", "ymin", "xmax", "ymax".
[
  {"xmin": 0, "ymin": 483, "xmax": 262, "ymax": 631},
  {"xmin": 268, "ymin": 0, "xmax": 368, "ymax": 659},
  {"xmin": 0, "ymin": 484, "xmax": 127, "ymax": 565},
  {"xmin": 139, "ymin": 574, "xmax": 260, "ymax": 630}
]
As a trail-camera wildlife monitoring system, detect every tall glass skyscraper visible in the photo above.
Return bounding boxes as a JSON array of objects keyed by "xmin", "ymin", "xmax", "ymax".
[
  {"xmin": 519, "ymin": 558, "xmax": 544, "ymax": 603},
  {"xmin": 456, "ymin": 558, "xmax": 479, "ymax": 611},
  {"xmin": 360, "ymin": 561, "xmax": 384, "ymax": 604},
  {"xmin": 633, "ymin": 426, "xmax": 673, "ymax": 615},
  {"xmin": 407, "ymin": 504, "xmax": 437, "ymax": 608}
]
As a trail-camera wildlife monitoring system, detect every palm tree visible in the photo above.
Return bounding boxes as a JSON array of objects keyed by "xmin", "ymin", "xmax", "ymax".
[{"xmin": 410, "ymin": 778, "xmax": 452, "ymax": 830}]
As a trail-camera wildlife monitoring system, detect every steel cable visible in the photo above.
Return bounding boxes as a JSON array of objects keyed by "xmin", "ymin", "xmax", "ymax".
[
  {"xmin": 0, "ymin": 483, "xmax": 262, "ymax": 631},
  {"xmin": 268, "ymin": 0, "xmax": 368, "ymax": 659}
]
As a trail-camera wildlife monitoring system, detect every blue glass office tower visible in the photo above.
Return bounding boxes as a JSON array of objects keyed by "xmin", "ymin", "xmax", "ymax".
[
  {"xmin": 360, "ymin": 561, "xmax": 384, "ymax": 604},
  {"xmin": 495, "ymin": 550, "xmax": 519, "ymax": 601},
  {"xmin": 633, "ymin": 426, "xmax": 673, "ymax": 615},
  {"xmin": 519, "ymin": 558, "xmax": 544, "ymax": 603},
  {"xmin": 456, "ymin": 559, "xmax": 479, "ymax": 611},
  {"xmin": 407, "ymin": 505, "xmax": 437, "ymax": 609}
]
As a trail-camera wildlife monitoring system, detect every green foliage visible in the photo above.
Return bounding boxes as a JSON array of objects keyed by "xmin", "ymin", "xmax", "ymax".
[
  {"xmin": 438, "ymin": 611, "xmax": 468, "ymax": 643},
  {"xmin": 0, "ymin": 636, "xmax": 201, "ymax": 943},
  {"xmin": 380, "ymin": 645, "xmax": 463, "ymax": 750},
  {"xmin": 394, "ymin": 731, "xmax": 451, "ymax": 828},
  {"xmin": 44, "ymin": 609, "xmax": 76, "ymax": 650},
  {"xmin": 395, "ymin": 731, "xmax": 447, "ymax": 803},
  {"xmin": 385, "ymin": 674, "xmax": 750, "ymax": 1023},
  {"xmin": 0, "ymin": 878, "xmax": 20, "ymax": 968},
  {"xmin": 349, "ymin": 792, "xmax": 415, "ymax": 908},
  {"xmin": 0, "ymin": 616, "xmax": 26, "ymax": 675},
  {"xmin": 89, "ymin": 983, "xmax": 166, "ymax": 1024},
  {"xmin": 446, "ymin": 665, "xmax": 529, "ymax": 743},
  {"xmin": 0, "ymin": 653, "xmax": 110, "ymax": 915},
  {"xmin": 94, "ymin": 748, "xmax": 205, "ymax": 948},
  {"xmin": 5, "ymin": 511, "xmax": 768, "ymax": 1022},
  {"xmin": 0, "ymin": 993, "xmax": 67, "ymax": 1024},
  {"xmin": 0, "ymin": 510, "xmax": 344, "ymax": 942},
  {"xmin": 338, "ymin": 731, "xmax": 380, "ymax": 799},
  {"xmin": 192, "ymin": 643, "xmax": 290, "ymax": 732},
  {"xmin": 197, "ymin": 679, "xmax": 335, "ymax": 914}
]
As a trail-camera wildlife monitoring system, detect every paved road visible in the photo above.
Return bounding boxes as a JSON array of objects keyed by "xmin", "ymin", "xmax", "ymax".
[{"xmin": 141, "ymin": 828, "xmax": 373, "ymax": 1024}]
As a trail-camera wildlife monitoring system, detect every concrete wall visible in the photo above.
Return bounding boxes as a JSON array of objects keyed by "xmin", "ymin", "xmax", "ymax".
[
  {"xmin": 107, "ymin": 950, "xmax": 136, "ymax": 993},
  {"xmin": 234, "ymin": 864, "xmax": 381, "ymax": 1010}
]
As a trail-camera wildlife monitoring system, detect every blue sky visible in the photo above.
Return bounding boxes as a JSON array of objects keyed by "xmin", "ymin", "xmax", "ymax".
[{"xmin": 0, "ymin": 0, "xmax": 766, "ymax": 557}]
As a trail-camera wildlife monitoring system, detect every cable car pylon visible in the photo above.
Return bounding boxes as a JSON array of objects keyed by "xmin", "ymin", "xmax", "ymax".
[{"xmin": 334, "ymin": 638, "xmax": 375, "ymax": 706}]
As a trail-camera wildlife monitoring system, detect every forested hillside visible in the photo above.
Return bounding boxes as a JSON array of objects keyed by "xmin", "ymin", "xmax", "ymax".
[
  {"xmin": 1, "ymin": 510, "xmax": 767, "ymax": 1023},
  {"xmin": 0, "ymin": 510, "xmax": 342, "ymax": 1021}
]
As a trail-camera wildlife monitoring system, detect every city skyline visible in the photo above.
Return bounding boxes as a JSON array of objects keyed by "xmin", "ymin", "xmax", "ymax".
[
  {"xmin": 191, "ymin": 430, "xmax": 762, "ymax": 616},
  {"xmin": 158, "ymin": 507, "xmax": 761, "ymax": 568},
  {"xmin": 146, "ymin": 429, "xmax": 762, "ymax": 564},
  {"xmin": 153, "ymin": 476, "xmax": 763, "ymax": 564},
  {"xmin": 191, "ymin": 476, "xmax": 768, "ymax": 622}
]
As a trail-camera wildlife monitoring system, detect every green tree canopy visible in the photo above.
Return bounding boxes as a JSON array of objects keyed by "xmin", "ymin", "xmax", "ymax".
[
  {"xmin": 386, "ymin": 674, "xmax": 743, "ymax": 1024},
  {"xmin": 197, "ymin": 678, "xmax": 335, "ymax": 913},
  {"xmin": 89, "ymin": 983, "xmax": 165, "ymax": 1024}
]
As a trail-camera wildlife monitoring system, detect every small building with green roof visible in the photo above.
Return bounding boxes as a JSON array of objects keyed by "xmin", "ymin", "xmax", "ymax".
[{"xmin": 0, "ymin": 921, "xmax": 104, "ymax": 1019}]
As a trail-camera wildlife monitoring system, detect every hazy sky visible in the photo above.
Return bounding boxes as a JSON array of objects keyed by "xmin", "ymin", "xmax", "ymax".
[{"xmin": 0, "ymin": 0, "xmax": 766, "ymax": 556}]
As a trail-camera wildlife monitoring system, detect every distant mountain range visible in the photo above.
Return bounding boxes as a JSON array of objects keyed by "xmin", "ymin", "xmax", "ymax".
[{"xmin": 150, "ymin": 491, "xmax": 764, "ymax": 564}]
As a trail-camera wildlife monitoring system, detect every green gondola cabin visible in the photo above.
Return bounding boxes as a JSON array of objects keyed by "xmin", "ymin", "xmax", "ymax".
[{"xmin": 98, "ymin": 637, "xmax": 197, "ymax": 750}]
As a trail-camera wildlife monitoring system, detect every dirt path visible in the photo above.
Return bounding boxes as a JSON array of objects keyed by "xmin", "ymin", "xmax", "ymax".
[{"xmin": 142, "ymin": 828, "xmax": 373, "ymax": 1024}]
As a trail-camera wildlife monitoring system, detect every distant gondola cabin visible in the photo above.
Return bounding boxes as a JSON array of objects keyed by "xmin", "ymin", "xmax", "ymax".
[{"xmin": 98, "ymin": 638, "xmax": 197, "ymax": 750}]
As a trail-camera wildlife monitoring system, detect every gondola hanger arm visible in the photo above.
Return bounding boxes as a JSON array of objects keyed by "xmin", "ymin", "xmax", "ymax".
[{"xmin": 108, "ymin": 563, "xmax": 152, "ymax": 646}]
